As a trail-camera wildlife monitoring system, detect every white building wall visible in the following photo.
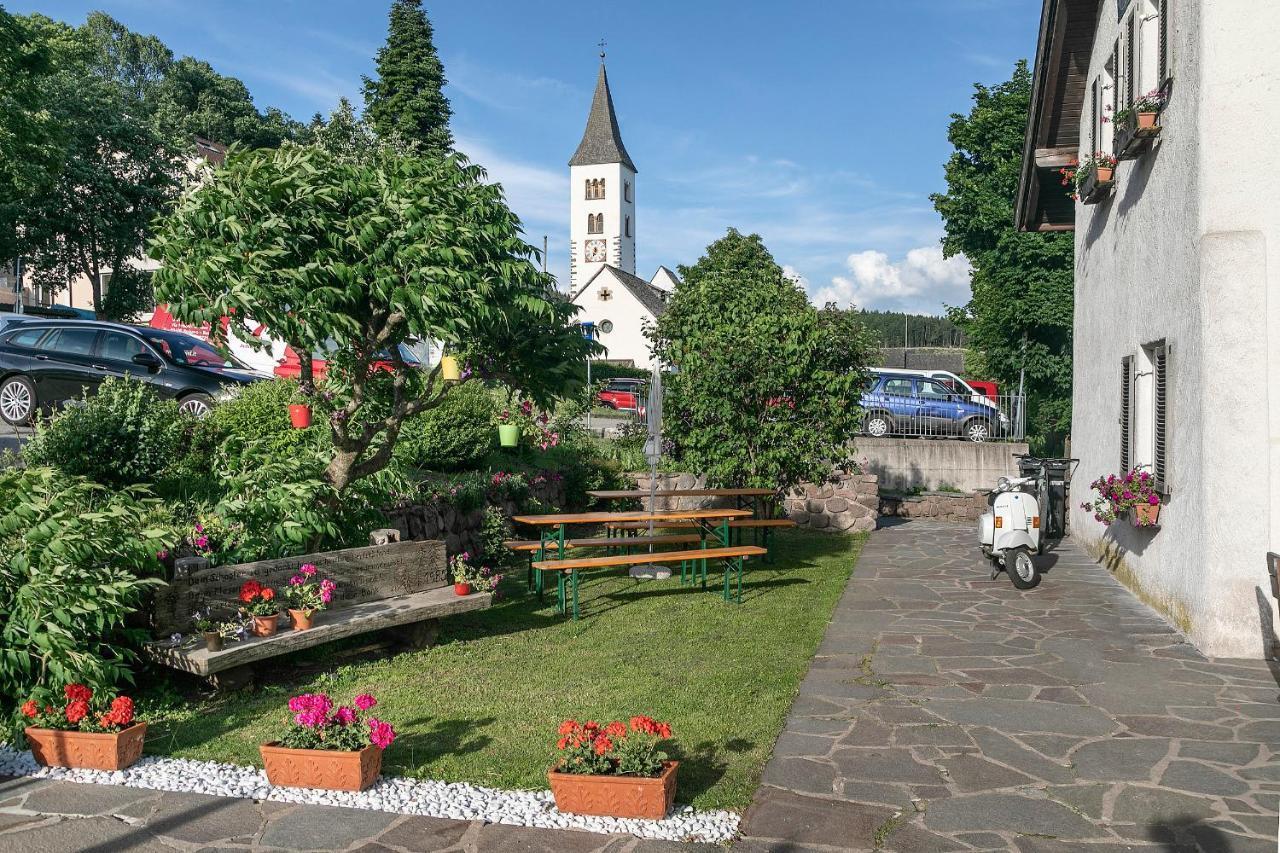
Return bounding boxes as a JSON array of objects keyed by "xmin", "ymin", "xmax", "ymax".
[
  {"xmin": 568, "ymin": 162, "xmax": 636, "ymax": 292},
  {"xmin": 1070, "ymin": 0, "xmax": 1280, "ymax": 657},
  {"xmin": 574, "ymin": 270, "xmax": 655, "ymax": 369}
]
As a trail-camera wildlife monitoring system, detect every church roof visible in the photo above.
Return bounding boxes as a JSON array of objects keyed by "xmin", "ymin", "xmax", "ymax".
[
  {"xmin": 569, "ymin": 62, "xmax": 637, "ymax": 172},
  {"xmin": 574, "ymin": 265, "xmax": 667, "ymax": 318}
]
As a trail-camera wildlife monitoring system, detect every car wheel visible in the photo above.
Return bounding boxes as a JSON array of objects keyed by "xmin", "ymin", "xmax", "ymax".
[
  {"xmin": 965, "ymin": 419, "xmax": 992, "ymax": 442},
  {"xmin": 864, "ymin": 412, "xmax": 891, "ymax": 437},
  {"xmin": 177, "ymin": 392, "xmax": 214, "ymax": 418},
  {"xmin": 0, "ymin": 375, "xmax": 36, "ymax": 425}
]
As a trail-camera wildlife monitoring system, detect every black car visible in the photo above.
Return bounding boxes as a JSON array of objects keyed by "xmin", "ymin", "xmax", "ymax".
[{"xmin": 0, "ymin": 318, "xmax": 267, "ymax": 425}]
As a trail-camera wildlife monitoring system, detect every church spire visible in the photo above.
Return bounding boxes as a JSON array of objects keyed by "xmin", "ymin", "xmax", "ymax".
[{"xmin": 569, "ymin": 56, "xmax": 637, "ymax": 172}]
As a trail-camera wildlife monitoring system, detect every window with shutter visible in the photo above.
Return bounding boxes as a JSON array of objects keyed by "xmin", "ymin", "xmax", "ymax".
[
  {"xmin": 1121, "ymin": 356, "xmax": 1133, "ymax": 472},
  {"xmin": 1153, "ymin": 343, "xmax": 1169, "ymax": 488},
  {"xmin": 1125, "ymin": 14, "xmax": 1136, "ymax": 106}
]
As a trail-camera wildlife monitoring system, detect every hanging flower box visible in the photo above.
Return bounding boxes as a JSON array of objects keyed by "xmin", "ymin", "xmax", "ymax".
[
  {"xmin": 1080, "ymin": 467, "xmax": 1162, "ymax": 530},
  {"xmin": 1114, "ymin": 90, "xmax": 1166, "ymax": 160},
  {"xmin": 1078, "ymin": 156, "xmax": 1117, "ymax": 205}
]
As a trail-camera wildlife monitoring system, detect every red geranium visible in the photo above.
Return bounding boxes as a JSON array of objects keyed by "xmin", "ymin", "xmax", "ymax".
[
  {"xmin": 100, "ymin": 696, "xmax": 134, "ymax": 728},
  {"xmin": 553, "ymin": 715, "xmax": 673, "ymax": 778},
  {"xmin": 239, "ymin": 580, "xmax": 262, "ymax": 602},
  {"xmin": 64, "ymin": 699, "xmax": 89, "ymax": 724},
  {"xmin": 64, "ymin": 683, "xmax": 92, "ymax": 702},
  {"xmin": 20, "ymin": 700, "xmax": 37, "ymax": 718}
]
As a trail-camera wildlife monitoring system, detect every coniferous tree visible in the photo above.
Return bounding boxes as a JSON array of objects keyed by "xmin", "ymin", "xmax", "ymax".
[{"xmin": 362, "ymin": 0, "xmax": 452, "ymax": 156}]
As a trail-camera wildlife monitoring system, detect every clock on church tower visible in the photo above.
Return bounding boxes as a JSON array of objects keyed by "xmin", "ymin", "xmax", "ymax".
[{"xmin": 568, "ymin": 53, "xmax": 636, "ymax": 292}]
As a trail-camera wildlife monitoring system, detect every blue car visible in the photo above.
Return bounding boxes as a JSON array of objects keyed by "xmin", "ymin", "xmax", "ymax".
[{"xmin": 860, "ymin": 373, "xmax": 1007, "ymax": 442}]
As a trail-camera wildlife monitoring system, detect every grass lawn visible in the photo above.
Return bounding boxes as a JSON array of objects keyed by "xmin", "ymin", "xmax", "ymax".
[{"xmin": 141, "ymin": 529, "xmax": 863, "ymax": 810}]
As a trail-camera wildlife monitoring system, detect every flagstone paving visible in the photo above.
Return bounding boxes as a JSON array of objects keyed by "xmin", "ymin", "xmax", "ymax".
[{"xmin": 735, "ymin": 520, "xmax": 1280, "ymax": 852}]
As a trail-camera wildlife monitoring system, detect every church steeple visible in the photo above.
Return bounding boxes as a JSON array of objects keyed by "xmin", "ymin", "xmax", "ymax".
[{"xmin": 569, "ymin": 58, "xmax": 637, "ymax": 172}]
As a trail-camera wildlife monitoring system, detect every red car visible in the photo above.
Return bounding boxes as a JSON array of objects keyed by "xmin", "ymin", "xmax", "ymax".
[
  {"xmin": 597, "ymin": 378, "xmax": 645, "ymax": 411},
  {"xmin": 273, "ymin": 343, "xmax": 425, "ymax": 380}
]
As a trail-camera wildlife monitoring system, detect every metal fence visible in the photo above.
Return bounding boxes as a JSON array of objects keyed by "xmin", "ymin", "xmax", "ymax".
[{"xmin": 861, "ymin": 393, "xmax": 1027, "ymax": 443}]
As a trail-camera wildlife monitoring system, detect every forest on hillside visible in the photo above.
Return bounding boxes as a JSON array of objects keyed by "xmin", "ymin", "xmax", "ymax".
[{"xmin": 851, "ymin": 309, "xmax": 966, "ymax": 348}]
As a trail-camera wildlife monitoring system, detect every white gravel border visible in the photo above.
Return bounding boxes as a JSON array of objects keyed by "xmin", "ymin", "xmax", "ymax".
[{"xmin": 0, "ymin": 745, "xmax": 739, "ymax": 843}]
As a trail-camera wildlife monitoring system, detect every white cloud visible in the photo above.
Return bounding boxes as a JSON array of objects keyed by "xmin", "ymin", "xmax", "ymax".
[{"xmin": 808, "ymin": 246, "xmax": 972, "ymax": 315}]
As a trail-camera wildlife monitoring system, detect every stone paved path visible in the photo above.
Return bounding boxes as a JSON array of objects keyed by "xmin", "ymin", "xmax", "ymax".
[
  {"xmin": 736, "ymin": 521, "xmax": 1280, "ymax": 852},
  {"xmin": 0, "ymin": 774, "xmax": 717, "ymax": 852}
]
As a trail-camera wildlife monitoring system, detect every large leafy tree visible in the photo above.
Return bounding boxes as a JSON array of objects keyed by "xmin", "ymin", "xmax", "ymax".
[
  {"xmin": 150, "ymin": 144, "xmax": 596, "ymax": 493},
  {"xmin": 652, "ymin": 229, "xmax": 876, "ymax": 490},
  {"xmin": 0, "ymin": 7, "xmax": 56, "ymax": 265},
  {"xmin": 362, "ymin": 0, "xmax": 453, "ymax": 156},
  {"xmin": 931, "ymin": 61, "xmax": 1074, "ymax": 449}
]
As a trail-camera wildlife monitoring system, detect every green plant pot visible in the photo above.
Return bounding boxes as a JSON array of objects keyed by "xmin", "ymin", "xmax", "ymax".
[{"xmin": 498, "ymin": 424, "xmax": 520, "ymax": 448}]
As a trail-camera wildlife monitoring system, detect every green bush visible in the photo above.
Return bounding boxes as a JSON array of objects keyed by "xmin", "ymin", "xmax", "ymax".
[
  {"xmin": 205, "ymin": 378, "xmax": 296, "ymax": 447},
  {"xmin": 23, "ymin": 378, "xmax": 186, "ymax": 488},
  {"xmin": 395, "ymin": 382, "xmax": 496, "ymax": 471},
  {"xmin": 0, "ymin": 467, "xmax": 175, "ymax": 708}
]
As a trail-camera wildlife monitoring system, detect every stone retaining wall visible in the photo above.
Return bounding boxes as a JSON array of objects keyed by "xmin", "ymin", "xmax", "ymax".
[
  {"xmin": 383, "ymin": 480, "xmax": 565, "ymax": 556},
  {"xmin": 879, "ymin": 490, "xmax": 987, "ymax": 521}
]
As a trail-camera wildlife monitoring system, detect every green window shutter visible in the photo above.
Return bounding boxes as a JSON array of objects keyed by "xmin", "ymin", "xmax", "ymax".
[
  {"xmin": 1125, "ymin": 14, "xmax": 1136, "ymax": 105},
  {"xmin": 1120, "ymin": 356, "xmax": 1132, "ymax": 472},
  {"xmin": 1153, "ymin": 343, "xmax": 1169, "ymax": 489},
  {"xmin": 1158, "ymin": 0, "xmax": 1170, "ymax": 86}
]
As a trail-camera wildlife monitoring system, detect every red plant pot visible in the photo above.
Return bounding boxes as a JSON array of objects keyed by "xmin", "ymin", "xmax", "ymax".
[
  {"xmin": 289, "ymin": 609, "xmax": 315, "ymax": 631},
  {"xmin": 26, "ymin": 723, "xmax": 147, "ymax": 771},
  {"xmin": 454, "ymin": 582, "xmax": 472, "ymax": 596},
  {"xmin": 1095, "ymin": 165, "xmax": 1114, "ymax": 183},
  {"xmin": 252, "ymin": 614, "xmax": 280, "ymax": 637},
  {"xmin": 288, "ymin": 404, "xmax": 312, "ymax": 429},
  {"xmin": 548, "ymin": 760, "xmax": 679, "ymax": 820},
  {"xmin": 260, "ymin": 742, "xmax": 382, "ymax": 791}
]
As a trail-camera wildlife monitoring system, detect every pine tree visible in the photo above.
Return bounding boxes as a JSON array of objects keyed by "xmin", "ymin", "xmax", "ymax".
[{"xmin": 362, "ymin": 0, "xmax": 452, "ymax": 156}]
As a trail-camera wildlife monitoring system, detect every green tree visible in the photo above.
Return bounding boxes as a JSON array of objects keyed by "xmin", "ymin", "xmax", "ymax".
[
  {"xmin": 150, "ymin": 57, "xmax": 310, "ymax": 149},
  {"xmin": 0, "ymin": 7, "xmax": 56, "ymax": 264},
  {"xmin": 652, "ymin": 230, "xmax": 876, "ymax": 490},
  {"xmin": 930, "ymin": 61, "xmax": 1074, "ymax": 448},
  {"xmin": 150, "ymin": 144, "xmax": 596, "ymax": 494},
  {"xmin": 362, "ymin": 0, "xmax": 453, "ymax": 156}
]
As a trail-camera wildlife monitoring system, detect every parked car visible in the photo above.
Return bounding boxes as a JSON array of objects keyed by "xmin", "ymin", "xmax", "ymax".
[
  {"xmin": 861, "ymin": 373, "xmax": 1008, "ymax": 442},
  {"xmin": 273, "ymin": 341, "xmax": 425, "ymax": 380},
  {"xmin": 0, "ymin": 318, "xmax": 267, "ymax": 424},
  {"xmin": 871, "ymin": 367, "xmax": 997, "ymax": 405},
  {"xmin": 597, "ymin": 378, "xmax": 645, "ymax": 411}
]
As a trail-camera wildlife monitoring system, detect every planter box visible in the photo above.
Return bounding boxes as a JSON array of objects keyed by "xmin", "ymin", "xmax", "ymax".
[
  {"xmin": 260, "ymin": 742, "xmax": 382, "ymax": 791},
  {"xmin": 1132, "ymin": 502, "xmax": 1161, "ymax": 528},
  {"xmin": 1115, "ymin": 114, "xmax": 1162, "ymax": 160},
  {"xmin": 1080, "ymin": 164, "xmax": 1115, "ymax": 205},
  {"xmin": 25, "ymin": 722, "xmax": 147, "ymax": 771},
  {"xmin": 548, "ymin": 760, "xmax": 678, "ymax": 820}
]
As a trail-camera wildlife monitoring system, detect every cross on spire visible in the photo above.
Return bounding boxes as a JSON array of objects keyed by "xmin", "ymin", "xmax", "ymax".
[{"xmin": 597, "ymin": 39, "xmax": 606, "ymax": 60}]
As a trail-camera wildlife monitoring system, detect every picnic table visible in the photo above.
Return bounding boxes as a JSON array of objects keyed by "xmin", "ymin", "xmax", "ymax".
[
  {"xmin": 509, "ymin": 508, "xmax": 757, "ymax": 619},
  {"xmin": 587, "ymin": 488, "xmax": 789, "ymax": 551}
]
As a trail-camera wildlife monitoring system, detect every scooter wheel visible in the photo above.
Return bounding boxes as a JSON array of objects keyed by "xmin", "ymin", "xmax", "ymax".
[{"xmin": 1007, "ymin": 546, "xmax": 1041, "ymax": 590}]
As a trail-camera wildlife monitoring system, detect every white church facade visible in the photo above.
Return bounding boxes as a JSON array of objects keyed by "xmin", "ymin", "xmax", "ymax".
[{"xmin": 566, "ymin": 58, "xmax": 675, "ymax": 370}]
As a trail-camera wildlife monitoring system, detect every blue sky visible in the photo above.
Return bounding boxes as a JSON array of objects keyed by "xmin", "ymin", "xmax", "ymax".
[{"xmin": 22, "ymin": 1, "xmax": 1040, "ymax": 315}]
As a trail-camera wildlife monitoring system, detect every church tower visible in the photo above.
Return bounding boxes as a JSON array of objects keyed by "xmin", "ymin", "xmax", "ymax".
[{"xmin": 569, "ymin": 53, "xmax": 636, "ymax": 292}]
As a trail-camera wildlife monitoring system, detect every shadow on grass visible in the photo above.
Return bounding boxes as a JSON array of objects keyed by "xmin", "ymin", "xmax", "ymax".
[
  {"xmin": 670, "ymin": 737, "xmax": 756, "ymax": 803},
  {"xmin": 391, "ymin": 715, "xmax": 496, "ymax": 774}
]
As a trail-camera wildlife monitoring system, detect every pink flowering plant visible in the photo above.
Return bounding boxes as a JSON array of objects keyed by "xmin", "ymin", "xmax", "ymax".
[
  {"xmin": 1080, "ymin": 467, "xmax": 1162, "ymax": 526},
  {"xmin": 450, "ymin": 552, "xmax": 502, "ymax": 593},
  {"xmin": 283, "ymin": 563, "xmax": 337, "ymax": 616},
  {"xmin": 279, "ymin": 692, "xmax": 397, "ymax": 752}
]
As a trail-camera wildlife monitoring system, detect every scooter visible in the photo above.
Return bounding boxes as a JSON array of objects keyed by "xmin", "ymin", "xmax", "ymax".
[{"xmin": 978, "ymin": 455, "xmax": 1077, "ymax": 589}]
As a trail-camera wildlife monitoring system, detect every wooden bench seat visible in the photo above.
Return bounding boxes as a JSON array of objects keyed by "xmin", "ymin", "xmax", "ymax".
[
  {"xmin": 503, "ymin": 533, "xmax": 704, "ymax": 552},
  {"xmin": 611, "ymin": 518, "xmax": 796, "ymax": 530},
  {"xmin": 145, "ymin": 586, "xmax": 492, "ymax": 689},
  {"xmin": 531, "ymin": 545, "xmax": 767, "ymax": 617}
]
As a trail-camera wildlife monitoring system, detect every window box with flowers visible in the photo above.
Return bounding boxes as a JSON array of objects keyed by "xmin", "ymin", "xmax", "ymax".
[
  {"xmin": 21, "ymin": 684, "xmax": 145, "ymax": 771},
  {"xmin": 1115, "ymin": 90, "xmax": 1166, "ymax": 160},
  {"xmin": 1061, "ymin": 153, "xmax": 1118, "ymax": 205},
  {"xmin": 239, "ymin": 580, "xmax": 281, "ymax": 636},
  {"xmin": 1081, "ymin": 467, "xmax": 1163, "ymax": 529},
  {"xmin": 548, "ymin": 716, "xmax": 678, "ymax": 820},
  {"xmin": 259, "ymin": 692, "xmax": 396, "ymax": 791},
  {"xmin": 283, "ymin": 563, "xmax": 337, "ymax": 631}
]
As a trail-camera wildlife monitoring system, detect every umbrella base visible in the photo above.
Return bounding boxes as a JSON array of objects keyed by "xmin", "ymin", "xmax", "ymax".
[{"xmin": 629, "ymin": 564, "xmax": 672, "ymax": 580}]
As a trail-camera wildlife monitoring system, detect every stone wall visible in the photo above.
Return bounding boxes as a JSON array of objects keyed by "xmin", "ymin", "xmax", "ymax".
[
  {"xmin": 879, "ymin": 491, "xmax": 987, "ymax": 522},
  {"xmin": 783, "ymin": 473, "xmax": 879, "ymax": 533},
  {"xmin": 383, "ymin": 479, "xmax": 565, "ymax": 556},
  {"xmin": 857, "ymin": 437, "xmax": 1028, "ymax": 493}
]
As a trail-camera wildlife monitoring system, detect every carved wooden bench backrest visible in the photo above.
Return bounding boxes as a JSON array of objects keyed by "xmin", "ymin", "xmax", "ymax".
[{"xmin": 152, "ymin": 539, "xmax": 447, "ymax": 635}]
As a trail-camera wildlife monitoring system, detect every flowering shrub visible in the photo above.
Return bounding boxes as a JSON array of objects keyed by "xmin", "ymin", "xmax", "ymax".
[
  {"xmin": 238, "ymin": 580, "xmax": 280, "ymax": 616},
  {"xmin": 1080, "ymin": 467, "xmax": 1162, "ymax": 526},
  {"xmin": 20, "ymin": 684, "xmax": 137, "ymax": 732},
  {"xmin": 554, "ymin": 716, "xmax": 673, "ymax": 777},
  {"xmin": 449, "ymin": 552, "xmax": 502, "ymax": 593},
  {"xmin": 283, "ymin": 563, "xmax": 336, "ymax": 616},
  {"xmin": 278, "ymin": 692, "xmax": 396, "ymax": 752}
]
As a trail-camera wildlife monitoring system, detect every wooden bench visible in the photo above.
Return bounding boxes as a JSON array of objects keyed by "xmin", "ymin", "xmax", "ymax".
[
  {"xmin": 145, "ymin": 535, "xmax": 490, "ymax": 690},
  {"xmin": 611, "ymin": 517, "xmax": 796, "ymax": 558},
  {"xmin": 531, "ymin": 545, "xmax": 767, "ymax": 619}
]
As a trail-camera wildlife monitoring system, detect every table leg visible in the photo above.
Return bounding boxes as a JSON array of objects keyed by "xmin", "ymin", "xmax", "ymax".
[
  {"xmin": 736, "ymin": 556, "xmax": 744, "ymax": 603},
  {"xmin": 571, "ymin": 569, "xmax": 580, "ymax": 621},
  {"xmin": 557, "ymin": 571, "xmax": 566, "ymax": 614}
]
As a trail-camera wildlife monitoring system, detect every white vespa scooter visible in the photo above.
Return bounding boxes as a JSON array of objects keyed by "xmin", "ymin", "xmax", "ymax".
[{"xmin": 979, "ymin": 456, "xmax": 1076, "ymax": 589}]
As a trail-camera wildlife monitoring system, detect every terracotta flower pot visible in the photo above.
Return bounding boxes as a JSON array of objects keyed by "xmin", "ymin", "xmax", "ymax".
[
  {"xmin": 498, "ymin": 423, "xmax": 520, "ymax": 448},
  {"xmin": 260, "ymin": 742, "xmax": 382, "ymax": 791},
  {"xmin": 439, "ymin": 355, "xmax": 461, "ymax": 382},
  {"xmin": 1095, "ymin": 165, "xmax": 1114, "ymax": 183},
  {"xmin": 25, "ymin": 722, "xmax": 147, "ymax": 771},
  {"xmin": 1137, "ymin": 111, "xmax": 1158, "ymax": 129},
  {"xmin": 1133, "ymin": 502, "xmax": 1161, "ymax": 527},
  {"xmin": 454, "ymin": 582, "xmax": 472, "ymax": 596},
  {"xmin": 288, "ymin": 404, "xmax": 312, "ymax": 429},
  {"xmin": 548, "ymin": 760, "xmax": 679, "ymax": 820},
  {"xmin": 203, "ymin": 631, "xmax": 224, "ymax": 652},
  {"xmin": 252, "ymin": 614, "xmax": 280, "ymax": 637},
  {"xmin": 289, "ymin": 609, "xmax": 315, "ymax": 631}
]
